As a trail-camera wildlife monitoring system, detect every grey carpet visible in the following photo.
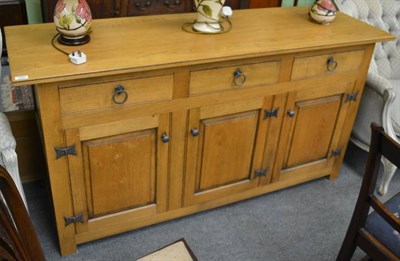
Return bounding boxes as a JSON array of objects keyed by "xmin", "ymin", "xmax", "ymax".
[{"xmin": 24, "ymin": 142, "xmax": 400, "ymax": 260}]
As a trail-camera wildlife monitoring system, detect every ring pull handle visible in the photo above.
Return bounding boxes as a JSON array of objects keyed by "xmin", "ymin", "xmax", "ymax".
[
  {"xmin": 326, "ymin": 57, "xmax": 338, "ymax": 72},
  {"xmin": 191, "ymin": 128, "xmax": 200, "ymax": 137},
  {"xmin": 164, "ymin": 0, "xmax": 180, "ymax": 8},
  {"xmin": 112, "ymin": 85, "xmax": 128, "ymax": 104},
  {"xmin": 233, "ymin": 68, "xmax": 247, "ymax": 87},
  {"xmin": 135, "ymin": 1, "xmax": 152, "ymax": 11},
  {"xmin": 287, "ymin": 110, "xmax": 295, "ymax": 117},
  {"xmin": 161, "ymin": 133, "xmax": 170, "ymax": 143}
]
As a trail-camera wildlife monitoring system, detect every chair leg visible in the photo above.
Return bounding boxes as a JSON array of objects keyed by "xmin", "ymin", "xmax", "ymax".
[
  {"xmin": 378, "ymin": 158, "xmax": 397, "ymax": 196},
  {"xmin": 337, "ymin": 237, "xmax": 358, "ymax": 261},
  {"xmin": 337, "ymin": 217, "xmax": 361, "ymax": 261}
]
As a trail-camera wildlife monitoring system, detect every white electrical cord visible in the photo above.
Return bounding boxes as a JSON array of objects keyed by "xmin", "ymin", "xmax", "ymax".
[{"xmin": 51, "ymin": 33, "xmax": 87, "ymax": 64}]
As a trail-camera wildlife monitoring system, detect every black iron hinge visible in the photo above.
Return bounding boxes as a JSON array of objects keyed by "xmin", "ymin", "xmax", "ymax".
[
  {"xmin": 331, "ymin": 148, "xmax": 343, "ymax": 158},
  {"xmin": 64, "ymin": 212, "xmax": 84, "ymax": 226},
  {"xmin": 55, "ymin": 144, "xmax": 77, "ymax": 159},
  {"xmin": 255, "ymin": 169, "xmax": 268, "ymax": 177},
  {"xmin": 264, "ymin": 108, "xmax": 279, "ymax": 119},
  {"xmin": 346, "ymin": 93, "xmax": 358, "ymax": 103}
]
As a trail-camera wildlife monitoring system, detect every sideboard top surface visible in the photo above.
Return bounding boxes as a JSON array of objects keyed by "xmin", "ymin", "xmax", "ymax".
[{"xmin": 5, "ymin": 7, "xmax": 394, "ymax": 86}]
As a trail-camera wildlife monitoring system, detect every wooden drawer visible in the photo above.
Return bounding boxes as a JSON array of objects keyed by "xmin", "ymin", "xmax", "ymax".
[
  {"xmin": 189, "ymin": 61, "xmax": 280, "ymax": 95},
  {"xmin": 291, "ymin": 50, "xmax": 364, "ymax": 80},
  {"xmin": 59, "ymin": 75, "xmax": 173, "ymax": 114}
]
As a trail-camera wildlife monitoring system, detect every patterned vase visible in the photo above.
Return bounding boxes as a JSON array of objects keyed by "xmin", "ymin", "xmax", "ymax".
[
  {"xmin": 309, "ymin": 0, "xmax": 336, "ymax": 25},
  {"xmin": 53, "ymin": 0, "xmax": 92, "ymax": 45},
  {"xmin": 193, "ymin": 0, "xmax": 226, "ymax": 33}
]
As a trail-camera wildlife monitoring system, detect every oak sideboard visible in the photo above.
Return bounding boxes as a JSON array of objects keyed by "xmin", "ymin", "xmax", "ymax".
[{"xmin": 5, "ymin": 7, "xmax": 394, "ymax": 255}]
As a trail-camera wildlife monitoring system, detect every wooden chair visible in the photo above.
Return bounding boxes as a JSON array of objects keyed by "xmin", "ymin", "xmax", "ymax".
[
  {"xmin": 0, "ymin": 165, "xmax": 45, "ymax": 261},
  {"xmin": 337, "ymin": 123, "xmax": 400, "ymax": 260}
]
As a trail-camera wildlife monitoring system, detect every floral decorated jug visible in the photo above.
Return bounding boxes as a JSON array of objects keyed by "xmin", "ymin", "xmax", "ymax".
[
  {"xmin": 193, "ymin": 0, "xmax": 226, "ymax": 33},
  {"xmin": 309, "ymin": 0, "xmax": 336, "ymax": 25},
  {"xmin": 54, "ymin": 0, "xmax": 92, "ymax": 45}
]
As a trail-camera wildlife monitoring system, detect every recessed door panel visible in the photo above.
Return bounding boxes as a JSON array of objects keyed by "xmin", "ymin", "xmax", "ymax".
[
  {"xmin": 273, "ymin": 82, "xmax": 355, "ymax": 183},
  {"xmin": 66, "ymin": 113, "xmax": 170, "ymax": 233},
  {"xmin": 285, "ymin": 95, "xmax": 341, "ymax": 168},
  {"xmin": 196, "ymin": 111, "xmax": 259, "ymax": 192},
  {"xmin": 183, "ymin": 97, "xmax": 278, "ymax": 206},
  {"xmin": 84, "ymin": 130, "xmax": 156, "ymax": 217}
]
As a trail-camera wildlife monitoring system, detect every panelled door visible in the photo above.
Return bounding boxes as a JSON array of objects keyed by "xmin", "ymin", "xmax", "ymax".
[
  {"xmin": 272, "ymin": 81, "xmax": 357, "ymax": 182},
  {"xmin": 183, "ymin": 96, "xmax": 284, "ymax": 206},
  {"xmin": 63, "ymin": 113, "xmax": 170, "ymax": 234}
]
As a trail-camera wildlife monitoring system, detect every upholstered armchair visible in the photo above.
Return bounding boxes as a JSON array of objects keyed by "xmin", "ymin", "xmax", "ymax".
[
  {"xmin": 0, "ymin": 30, "xmax": 3, "ymax": 77},
  {"xmin": 0, "ymin": 30, "xmax": 27, "ymax": 207},
  {"xmin": 334, "ymin": 0, "xmax": 400, "ymax": 195}
]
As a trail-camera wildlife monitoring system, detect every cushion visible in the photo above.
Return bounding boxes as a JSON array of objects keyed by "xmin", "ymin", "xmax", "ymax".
[{"xmin": 365, "ymin": 192, "xmax": 400, "ymax": 257}]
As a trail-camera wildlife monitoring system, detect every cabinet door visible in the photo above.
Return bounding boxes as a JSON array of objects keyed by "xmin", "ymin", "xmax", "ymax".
[
  {"xmin": 64, "ymin": 113, "xmax": 169, "ymax": 233},
  {"xmin": 183, "ymin": 97, "xmax": 281, "ymax": 206},
  {"xmin": 272, "ymin": 82, "xmax": 356, "ymax": 182}
]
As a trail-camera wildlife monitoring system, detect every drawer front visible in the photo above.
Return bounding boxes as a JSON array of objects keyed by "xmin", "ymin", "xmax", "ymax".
[
  {"xmin": 126, "ymin": 0, "xmax": 191, "ymax": 16},
  {"xmin": 189, "ymin": 61, "xmax": 280, "ymax": 95},
  {"xmin": 291, "ymin": 50, "xmax": 364, "ymax": 80},
  {"xmin": 59, "ymin": 75, "xmax": 173, "ymax": 114}
]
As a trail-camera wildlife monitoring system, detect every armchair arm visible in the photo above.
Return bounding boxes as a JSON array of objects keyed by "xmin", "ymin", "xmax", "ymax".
[
  {"xmin": 0, "ymin": 113, "xmax": 16, "ymax": 151},
  {"xmin": 365, "ymin": 72, "xmax": 392, "ymax": 96},
  {"xmin": 352, "ymin": 72, "xmax": 398, "ymax": 196},
  {"xmin": 365, "ymin": 73, "xmax": 398, "ymax": 141},
  {"xmin": 351, "ymin": 72, "xmax": 397, "ymax": 147},
  {"xmin": 0, "ymin": 29, "xmax": 2, "ymax": 77}
]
